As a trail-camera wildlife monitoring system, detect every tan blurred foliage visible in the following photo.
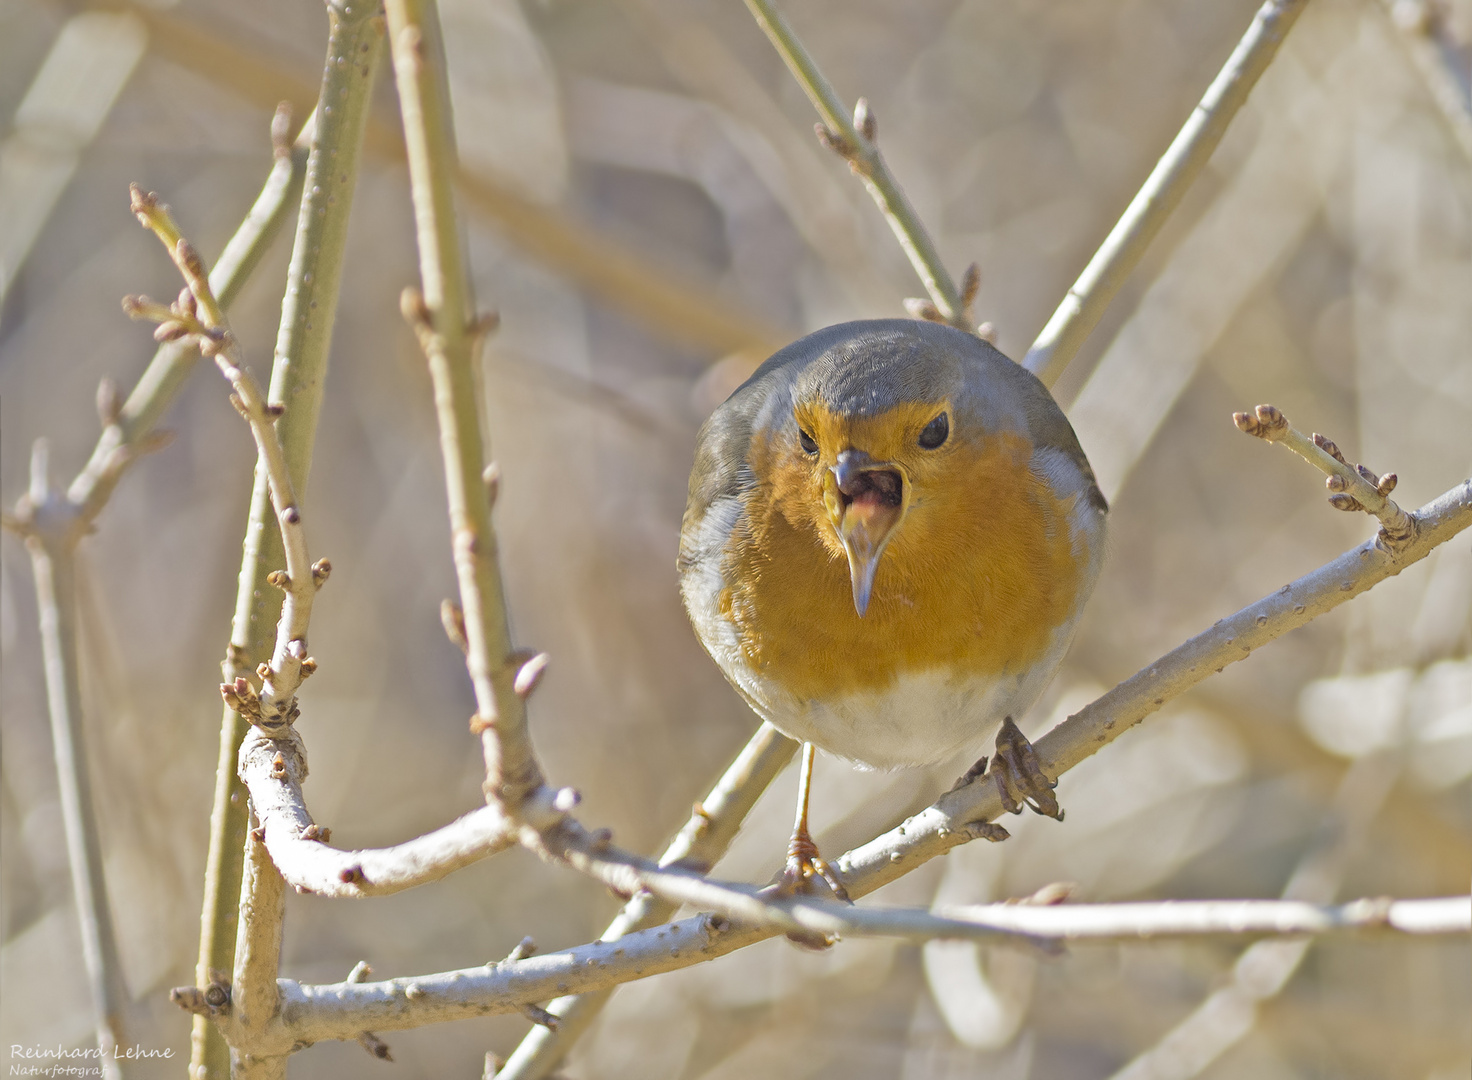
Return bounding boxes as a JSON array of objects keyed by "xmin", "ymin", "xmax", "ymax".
[{"xmin": 1, "ymin": 0, "xmax": 1469, "ymax": 1077}]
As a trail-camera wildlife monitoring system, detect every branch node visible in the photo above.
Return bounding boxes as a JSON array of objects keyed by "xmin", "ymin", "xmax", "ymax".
[
  {"xmin": 441, "ymin": 600, "xmax": 469, "ymax": 652},
  {"xmin": 814, "ymin": 122, "xmax": 855, "ymax": 160},
  {"xmin": 128, "ymin": 182, "xmax": 160, "ymax": 224},
  {"xmin": 357, "ymin": 1031, "xmax": 393, "ymax": 1060},
  {"xmin": 852, "ymin": 96, "xmax": 877, "ymax": 142},
  {"xmin": 975, "ymin": 321, "xmax": 998, "ymax": 344},
  {"xmin": 501, "ymin": 936, "xmax": 537, "ymax": 964},
  {"xmin": 267, "ymin": 569, "xmax": 290, "ymax": 590},
  {"xmin": 153, "ymin": 320, "xmax": 190, "ymax": 343},
  {"xmin": 311, "ymin": 557, "xmax": 332, "ymax": 587},
  {"xmin": 95, "ymin": 378, "xmax": 122, "ymax": 428},
  {"xmin": 299, "ymin": 657, "xmax": 318, "ymax": 678},
  {"xmin": 482, "ymin": 461, "xmax": 502, "ymax": 508},
  {"xmin": 959, "ymin": 262, "xmax": 981, "ymax": 309},
  {"xmin": 519, "ymin": 1002, "xmax": 560, "ymax": 1030},
  {"xmin": 512, "ymin": 651, "xmax": 550, "ymax": 699},
  {"xmin": 965, "ymin": 820, "xmax": 1010, "ymax": 843},
  {"xmin": 270, "ymin": 101, "xmax": 294, "ymax": 159},
  {"xmin": 1233, "ymin": 403, "xmax": 1288, "ymax": 439},
  {"xmin": 1312, "ymin": 432, "xmax": 1348, "ymax": 464},
  {"xmin": 903, "ymin": 297, "xmax": 945, "ymax": 323},
  {"xmin": 552, "ymin": 787, "xmax": 581, "ymax": 813}
]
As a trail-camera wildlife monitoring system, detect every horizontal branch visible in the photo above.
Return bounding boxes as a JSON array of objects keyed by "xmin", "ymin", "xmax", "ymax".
[
  {"xmin": 235, "ymin": 728, "xmax": 515, "ymax": 898},
  {"xmin": 241, "ymin": 472, "xmax": 1472, "ymax": 1051},
  {"xmin": 1024, "ymin": 0, "xmax": 1310, "ymax": 388},
  {"xmin": 252, "ymin": 895, "xmax": 1466, "ymax": 1051}
]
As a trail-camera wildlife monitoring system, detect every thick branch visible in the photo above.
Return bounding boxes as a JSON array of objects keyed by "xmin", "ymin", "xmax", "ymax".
[
  {"xmin": 385, "ymin": 0, "xmax": 543, "ymax": 808},
  {"xmin": 236, "ymin": 728, "xmax": 515, "ymax": 898},
  {"xmin": 742, "ymin": 0, "xmax": 973, "ymax": 330},
  {"xmin": 231, "ymin": 825, "xmax": 288, "ymax": 1080},
  {"xmin": 1024, "ymin": 0, "xmax": 1310, "ymax": 389}
]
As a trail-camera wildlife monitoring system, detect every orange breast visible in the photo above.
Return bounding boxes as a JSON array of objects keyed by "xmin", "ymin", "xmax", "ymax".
[{"xmin": 719, "ymin": 429, "xmax": 1082, "ymax": 703}]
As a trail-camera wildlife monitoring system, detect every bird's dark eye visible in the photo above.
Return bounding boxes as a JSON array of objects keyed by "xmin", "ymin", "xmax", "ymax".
[
  {"xmin": 919, "ymin": 412, "xmax": 949, "ymax": 449},
  {"xmin": 798, "ymin": 428, "xmax": 818, "ymax": 455}
]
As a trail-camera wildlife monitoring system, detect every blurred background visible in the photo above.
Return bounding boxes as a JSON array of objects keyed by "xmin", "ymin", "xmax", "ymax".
[{"xmin": 1, "ymin": 0, "xmax": 1469, "ymax": 1076}]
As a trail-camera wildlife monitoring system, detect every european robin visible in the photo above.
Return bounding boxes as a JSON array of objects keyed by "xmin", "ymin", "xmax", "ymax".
[{"xmin": 679, "ymin": 319, "xmax": 1107, "ymax": 896}]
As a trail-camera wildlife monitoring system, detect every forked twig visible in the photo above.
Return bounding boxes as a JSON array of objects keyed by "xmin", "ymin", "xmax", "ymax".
[{"xmin": 1233, "ymin": 403, "xmax": 1416, "ymax": 549}]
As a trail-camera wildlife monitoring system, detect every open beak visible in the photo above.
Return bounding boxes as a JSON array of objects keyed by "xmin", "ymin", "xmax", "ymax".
[{"xmin": 823, "ymin": 449, "xmax": 906, "ymax": 617}]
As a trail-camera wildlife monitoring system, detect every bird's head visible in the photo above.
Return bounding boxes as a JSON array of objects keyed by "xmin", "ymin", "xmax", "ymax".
[{"xmin": 789, "ymin": 397, "xmax": 953, "ymax": 617}]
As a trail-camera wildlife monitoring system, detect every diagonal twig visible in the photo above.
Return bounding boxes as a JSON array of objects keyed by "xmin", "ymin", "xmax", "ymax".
[
  {"xmin": 1233, "ymin": 403, "xmax": 1416, "ymax": 549},
  {"xmin": 1024, "ymin": 0, "xmax": 1312, "ymax": 389}
]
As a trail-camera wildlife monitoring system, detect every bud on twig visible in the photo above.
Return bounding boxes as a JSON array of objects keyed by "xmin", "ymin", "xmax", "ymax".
[{"xmin": 853, "ymin": 97, "xmax": 877, "ymax": 141}]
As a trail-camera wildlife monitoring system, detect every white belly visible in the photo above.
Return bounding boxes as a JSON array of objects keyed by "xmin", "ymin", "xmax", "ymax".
[{"xmin": 735, "ymin": 666, "xmax": 1045, "ymax": 770}]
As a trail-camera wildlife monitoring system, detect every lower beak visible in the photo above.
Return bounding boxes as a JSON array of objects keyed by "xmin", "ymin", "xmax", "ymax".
[{"xmin": 823, "ymin": 462, "xmax": 905, "ymax": 617}]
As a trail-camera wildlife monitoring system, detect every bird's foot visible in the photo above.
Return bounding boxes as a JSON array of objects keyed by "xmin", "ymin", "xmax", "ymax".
[
  {"xmin": 777, "ymin": 828, "xmax": 851, "ymax": 902},
  {"xmin": 951, "ymin": 716, "xmax": 1063, "ymax": 826},
  {"xmin": 765, "ymin": 829, "xmax": 849, "ymax": 950}
]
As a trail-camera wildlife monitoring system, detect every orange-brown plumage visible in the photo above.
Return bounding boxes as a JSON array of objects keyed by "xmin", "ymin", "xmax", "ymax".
[{"xmin": 680, "ymin": 319, "xmax": 1105, "ymax": 771}]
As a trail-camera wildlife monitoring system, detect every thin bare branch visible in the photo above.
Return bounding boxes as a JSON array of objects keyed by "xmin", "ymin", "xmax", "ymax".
[
  {"xmin": 126, "ymin": 189, "xmax": 322, "ymax": 729},
  {"xmin": 742, "ymin": 0, "xmax": 974, "ymax": 330},
  {"xmin": 384, "ymin": 0, "xmax": 544, "ymax": 808},
  {"xmin": 243, "ymin": 894, "xmax": 1467, "ymax": 1053},
  {"xmin": 497, "ymin": 723, "xmax": 796, "ymax": 1080},
  {"xmin": 190, "ymin": 12, "xmax": 385, "ymax": 1077},
  {"xmin": 236, "ymin": 727, "xmax": 515, "ymax": 898},
  {"xmin": 1024, "ymin": 0, "xmax": 1311, "ymax": 389}
]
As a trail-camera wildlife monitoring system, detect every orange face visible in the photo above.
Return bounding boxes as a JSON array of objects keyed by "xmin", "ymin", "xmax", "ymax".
[{"xmin": 719, "ymin": 400, "xmax": 1084, "ymax": 701}]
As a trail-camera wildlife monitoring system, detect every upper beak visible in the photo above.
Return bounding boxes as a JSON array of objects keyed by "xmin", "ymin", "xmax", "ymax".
[{"xmin": 823, "ymin": 449, "xmax": 906, "ymax": 617}]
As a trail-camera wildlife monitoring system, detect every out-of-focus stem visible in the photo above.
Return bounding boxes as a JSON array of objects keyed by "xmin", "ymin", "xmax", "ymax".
[
  {"xmin": 25, "ymin": 491, "xmax": 128, "ymax": 1079},
  {"xmin": 192, "ymin": 9, "xmax": 384, "ymax": 1078},
  {"xmin": 1024, "ymin": 0, "xmax": 1311, "ymax": 389}
]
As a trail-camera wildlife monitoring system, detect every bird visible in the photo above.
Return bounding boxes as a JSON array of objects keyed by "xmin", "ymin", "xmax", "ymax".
[{"xmin": 678, "ymin": 319, "xmax": 1107, "ymax": 899}]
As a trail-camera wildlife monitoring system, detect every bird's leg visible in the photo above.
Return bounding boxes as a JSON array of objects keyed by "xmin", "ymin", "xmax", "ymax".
[
  {"xmin": 987, "ymin": 716, "xmax": 1063, "ymax": 820},
  {"xmin": 777, "ymin": 742, "xmax": 850, "ymax": 901}
]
